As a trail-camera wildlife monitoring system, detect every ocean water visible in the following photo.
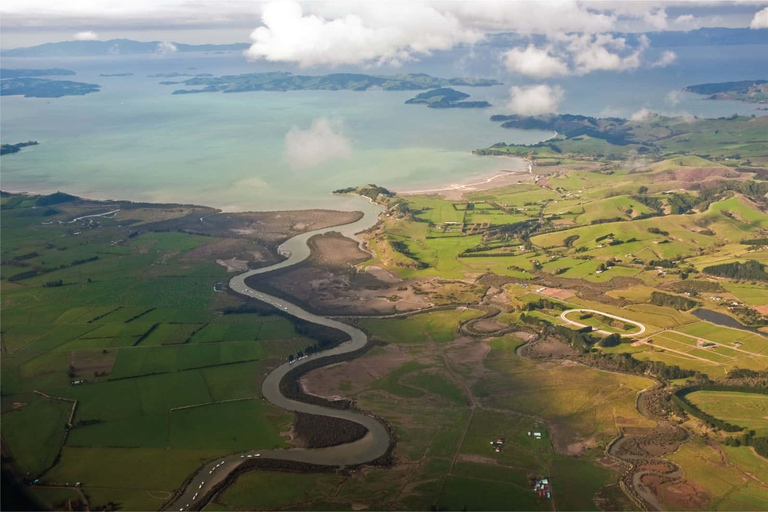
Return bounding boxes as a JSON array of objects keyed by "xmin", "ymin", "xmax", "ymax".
[{"xmin": 1, "ymin": 43, "xmax": 766, "ymax": 212}]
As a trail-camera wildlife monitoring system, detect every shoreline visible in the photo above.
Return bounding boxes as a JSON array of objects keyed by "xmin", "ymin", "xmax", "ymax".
[
  {"xmin": 3, "ymin": 157, "xmax": 533, "ymax": 212},
  {"xmin": 396, "ymin": 156, "xmax": 532, "ymax": 200}
]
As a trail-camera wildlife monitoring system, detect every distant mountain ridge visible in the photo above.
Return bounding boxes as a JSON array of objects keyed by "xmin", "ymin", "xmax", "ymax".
[
  {"xmin": 3, "ymin": 28, "xmax": 765, "ymax": 58},
  {"xmin": 1, "ymin": 39, "xmax": 249, "ymax": 57}
]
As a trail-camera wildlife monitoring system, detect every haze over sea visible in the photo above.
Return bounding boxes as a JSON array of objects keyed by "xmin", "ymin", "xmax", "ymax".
[{"xmin": 1, "ymin": 43, "xmax": 765, "ymax": 212}]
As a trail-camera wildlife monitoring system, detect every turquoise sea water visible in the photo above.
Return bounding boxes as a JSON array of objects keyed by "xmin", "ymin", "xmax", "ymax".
[
  {"xmin": 0, "ymin": 57, "xmax": 542, "ymax": 211},
  {"xmin": 1, "ymin": 44, "xmax": 766, "ymax": 212}
]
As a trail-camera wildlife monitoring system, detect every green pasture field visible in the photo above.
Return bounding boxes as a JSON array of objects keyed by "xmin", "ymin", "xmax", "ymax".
[
  {"xmin": 407, "ymin": 196, "xmax": 466, "ymax": 224},
  {"xmin": 628, "ymin": 324, "xmax": 768, "ymax": 376},
  {"xmin": 169, "ymin": 399, "xmax": 291, "ymax": 451},
  {"xmin": 201, "ymin": 361, "xmax": 264, "ymax": 401},
  {"xmin": 574, "ymin": 195, "xmax": 656, "ymax": 224},
  {"xmin": 723, "ymin": 282, "xmax": 768, "ymax": 306},
  {"xmin": 435, "ymin": 475, "xmax": 549, "ymax": 511},
  {"xmin": 42, "ymin": 446, "xmax": 224, "ymax": 510},
  {"xmin": 686, "ymin": 391, "xmax": 768, "ymax": 435},
  {"xmin": 1, "ymin": 397, "xmax": 72, "ymax": 477},
  {"xmin": 605, "ymin": 285, "xmax": 657, "ymax": 302},
  {"xmin": 465, "ymin": 210, "xmax": 531, "ymax": 226},
  {"xmin": 478, "ymin": 337, "xmax": 654, "ymax": 442},
  {"xmin": 402, "ymin": 371, "xmax": 468, "ymax": 405},
  {"xmin": 370, "ymin": 361, "xmax": 428, "ymax": 398},
  {"xmin": 450, "ymin": 461, "xmax": 530, "ymax": 488},
  {"xmin": 214, "ymin": 471, "xmax": 343, "ymax": 510},
  {"xmin": 358, "ymin": 382, "xmax": 471, "ymax": 463},
  {"xmin": 359, "ymin": 309, "xmax": 483, "ymax": 344},
  {"xmin": 1, "ymin": 195, "xmax": 340, "ymax": 511},
  {"xmin": 677, "ymin": 322, "xmax": 768, "ymax": 354},
  {"xmin": 668, "ymin": 438, "xmax": 768, "ymax": 511},
  {"xmin": 459, "ymin": 409, "xmax": 552, "ymax": 470},
  {"xmin": 108, "ymin": 342, "xmax": 265, "ymax": 379},
  {"xmin": 67, "ymin": 413, "xmax": 168, "ymax": 448},
  {"xmin": 631, "ymin": 348, "xmax": 729, "ymax": 378},
  {"xmin": 550, "ymin": 458, "xmax": 617, "ymax": 512},
  {"xmin": 257, "ymin": 337, "xmax": 316, "ymax": 359}
]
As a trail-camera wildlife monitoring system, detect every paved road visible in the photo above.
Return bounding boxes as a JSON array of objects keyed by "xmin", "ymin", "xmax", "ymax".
[
  {"xmin": 559, "ymin": 309, "xmax": 646, "ymax": 337},
  {"xmin": 171, "ymin": 198, "xmax": 390, "ymax": 511}
]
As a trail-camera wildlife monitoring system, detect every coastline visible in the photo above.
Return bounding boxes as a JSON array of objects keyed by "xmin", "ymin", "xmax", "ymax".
[
  {"xmin": 3, "ymin": 155, "xmax": 533, "ymax": 211},
  {"xmin": 396, "ymin": 156, "xmax": 532, "ymax": 200}
]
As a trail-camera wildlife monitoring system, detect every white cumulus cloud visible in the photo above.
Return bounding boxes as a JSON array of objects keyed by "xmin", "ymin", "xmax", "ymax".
[
  {"xmin": 74, "ymin": 30, "xmax": 99, "ymax": 41},
  {"xmin": 564, "ymin": 33, "xmax": 648, "ymax": 75},
  {"xmin": 245, "ymin": 0, "xmax": 482, "ymax": 67},
  {"xmin": 673, "ymin": 14, "xmax": 696, "ymax": 30},
  {"xmin": 448, "ymin": 1, "xmax": 616, "ymax": 34},
  {"xmin": 506, "ymin": 84, "xmax": 563, "ymax": 116},
  {"xmin": 503, "ymin": 45, "xmax": 569, "ymax": 79},
  {"xmin": 284, "ymin": 118, "xmax": 353, "ymax": 170},
  {"xmin": 651, "ymin": 50, "xmax": 677, "ymax": 68},
  {"xmin": 155, "ymin": 41, "xmax": 177, "ymax": 55},
  {"xmin": 665, "ymin": 90, "xmax": 683, "ymax": 106},
  {"xmin": 630, "ymin": 108, "xmax": 653, "ymax": 121},
  {"xmin": 643, "ymin": 8, "xmax": 668, "ymax": 30},
  {"xmin": 751, "ymin": 7, "xmax": 768, "ymax": 29}
]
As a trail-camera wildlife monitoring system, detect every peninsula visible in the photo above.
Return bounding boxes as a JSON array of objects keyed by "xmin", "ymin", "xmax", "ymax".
[
  {"xmin": 404, "ymin": 87, "xmax": 491, "ymax": 108},
  {"xmin": 683, "ymin": 79, "xmax": 768, "ymax": 103},
  {"xmin": 1, "ymin": 77, "xmax": 100, "ymax": 98},
  {"xmin": 1, "ymin": 141, "xmax": 38, "ymax": 156},
  {"xmin": 169, "ymin": 72, "xmax": 500, "ymax": 95}
]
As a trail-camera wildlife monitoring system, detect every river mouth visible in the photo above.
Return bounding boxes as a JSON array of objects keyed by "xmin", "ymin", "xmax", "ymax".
[{"xmin": 692, "ymin": 308, "xmax": 767, "ymax": 337}]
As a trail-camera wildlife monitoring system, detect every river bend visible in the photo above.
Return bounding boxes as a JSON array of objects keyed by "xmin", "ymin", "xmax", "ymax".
[{"xmin": 171, "ymin": 198, "xmax": 388, "ymax": 510}]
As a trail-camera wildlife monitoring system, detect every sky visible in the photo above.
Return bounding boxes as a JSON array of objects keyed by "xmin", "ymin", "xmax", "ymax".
[
  {"xmin": 2, "ymin": 1, "xmax": 766, "ymax": 118},
  {"xmin": 1, "ymin": 0, "xmax": 767, "ymax": 49}
]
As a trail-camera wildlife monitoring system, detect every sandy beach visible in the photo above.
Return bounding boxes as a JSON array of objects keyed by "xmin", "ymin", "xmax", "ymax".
[{"xmin": 396, "ymin": 157, "xmax": 532, "ymax": 200}]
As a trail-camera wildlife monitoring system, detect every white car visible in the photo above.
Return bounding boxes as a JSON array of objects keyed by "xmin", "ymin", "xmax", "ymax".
[{"xmin": 255, "ymin": 453, "xmax": 261, "ymax": 457}]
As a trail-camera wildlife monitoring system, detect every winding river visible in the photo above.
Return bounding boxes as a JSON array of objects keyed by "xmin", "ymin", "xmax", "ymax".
[{"xmin": 171, "ymin": 197, "xmax": 390, "ymax": 510}]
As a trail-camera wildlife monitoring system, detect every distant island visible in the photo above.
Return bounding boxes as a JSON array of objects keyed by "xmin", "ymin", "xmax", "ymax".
[
  {"xmin": 170, "ymin": 72, "xmax": 500, "ymax": 95},
  {"xmin": 1, "ymin": 141, "xmax": 38, "ymax": 156},
  {"xmin": 1, "ymin": 39, "xmax": 250, "ymax": 57},
  {"xmin": 404, "ymin": 87, "xmax": 491, "ymax": 108},
  {"xmin": 0, "ymin": 68, "xmax": 75, "ymax": 79},
  {"xmin": 1, "ymin": 77, "xmax": 100, "ymax": 98},
  {"xmin": 99, "ymin": 73, "xmax": 134, "ymax": 77},
  {"xmin": 149, "ymin": 72, "xmax": 213, "ymax": 78},
  {"xmin": 683, "ymin": 79, "xmax": 768, "ymax": 103}
]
